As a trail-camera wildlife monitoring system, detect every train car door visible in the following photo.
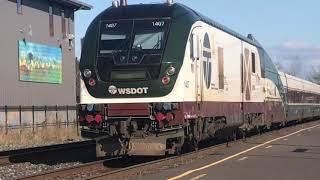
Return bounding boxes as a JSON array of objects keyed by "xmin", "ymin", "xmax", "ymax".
[
  {"xmin": 191, "ymin": 27, "xmax": 203, "ymax": 115},
  {"xmin": 241, "ymin": 45, "xmax": 253, "ymax": 126},
  {"xmin": 242, "ymin": 48, "xmax": 252, "ymax": 103}
]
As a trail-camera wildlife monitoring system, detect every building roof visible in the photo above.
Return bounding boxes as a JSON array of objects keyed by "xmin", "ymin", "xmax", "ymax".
[{"xmin": 51, "ymin": 0, "xmax": 92, "ymax": 10}]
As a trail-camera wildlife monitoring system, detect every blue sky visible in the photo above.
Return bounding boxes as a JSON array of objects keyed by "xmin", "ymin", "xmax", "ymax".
[{"xmin": 75, "ymin": 0, "xmax": 320, "ymax": 78}]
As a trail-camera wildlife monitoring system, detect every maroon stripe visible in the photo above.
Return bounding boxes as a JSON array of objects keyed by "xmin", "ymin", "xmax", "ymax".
[
  {"xmin": 104, "ymin": 101, "xmax": 286, "ymax": 124},
  {"xmin": 108, "ymin": 103, "xmax": 149, "ymax": 110},
  {"xmin": 181, "ymin": 101, "xmax": 286, "ymax": 122},
  {"xmin": 108, "ymin": 109, "xmax": 149, "ymax": 117},
  {"xmin": 107, "ymin": 103, "xmax": 150, "ymax": 116}
]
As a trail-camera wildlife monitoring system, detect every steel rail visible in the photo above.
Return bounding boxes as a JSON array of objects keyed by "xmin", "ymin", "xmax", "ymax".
[{"xmin": 0, "ymin": 140, "xmax": 95, "ymax": 166}]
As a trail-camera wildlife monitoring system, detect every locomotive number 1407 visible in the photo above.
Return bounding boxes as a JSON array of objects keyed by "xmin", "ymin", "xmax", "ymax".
[
  {"xmin": 152, "ymin": 21, "xmax": 165, "ymax": 27},
  {"xmin": 106, "ymin": 23, "xmax": 117, "ymax": 28}
]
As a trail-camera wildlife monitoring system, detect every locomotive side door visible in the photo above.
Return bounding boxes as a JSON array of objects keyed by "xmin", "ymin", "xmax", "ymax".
[
  {"xmin": 243, "ymin": 48, "xmax": 252, "ymax": 102},
  {"xmin": 191, "ymin": 27, "xmax": 203, "ymax": 115},
  {"xmin": 241, "ymin": 45, "xmax": 252, "ymax": 119}
]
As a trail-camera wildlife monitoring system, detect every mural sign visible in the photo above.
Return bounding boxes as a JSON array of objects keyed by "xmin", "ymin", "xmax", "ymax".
[{"xmin": 18, "ymin": 41, "xmax": 62, "ymax": 84}]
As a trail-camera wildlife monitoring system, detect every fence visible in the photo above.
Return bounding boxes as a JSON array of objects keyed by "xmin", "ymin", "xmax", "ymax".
[{"xmin": 0, "ymin": 105, "xmax": 78, "ymax": 135}]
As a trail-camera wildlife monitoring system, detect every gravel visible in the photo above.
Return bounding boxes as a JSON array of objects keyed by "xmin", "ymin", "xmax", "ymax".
[
  {"xmin": 0, "ymin": 137, "xmax": 91, "ymax": 179},
  {"xmin": 0, "ymin": 162, "xmax": 82, "ymax": 180},
  {"xmin": 0, "ymin": 138, "xmax": 86, "ymax": 152}
]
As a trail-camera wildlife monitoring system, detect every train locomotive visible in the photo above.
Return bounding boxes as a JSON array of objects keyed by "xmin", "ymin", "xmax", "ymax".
[{"xmin": 79, "ymin": 1, "xmax": 320, "ymax": 156}]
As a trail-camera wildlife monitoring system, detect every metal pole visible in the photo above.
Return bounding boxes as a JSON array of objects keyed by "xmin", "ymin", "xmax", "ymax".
[
  {"xmin": 32, "ymin": 105, "xmax": 35, "ymax": 134},
  {"xmin": 66, "ymin": 105, "xmax": 69, "ymax": 127},
  {"xmin": 5, "ymin": 106, "xmax": 8, "ymax": 135},
  {"xmin": 19, "ymin": 106, "xmax": 22, "ymax": 134},
  {"xmin": 56, "ymin": 105, "xmax": 59, "ymax": 127},
  {"xmin": 76, "ymin": 104, "xmax": 79, "ymax": 136},
  {"xmin": 44, "ymin": 105, "xmax": 47, "ymax": 128}
]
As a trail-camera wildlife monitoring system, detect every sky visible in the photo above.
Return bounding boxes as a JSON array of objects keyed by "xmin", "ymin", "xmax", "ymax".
[{"xmin": 75, "ymin": 0, "xmax": 320, "ymax": 78}]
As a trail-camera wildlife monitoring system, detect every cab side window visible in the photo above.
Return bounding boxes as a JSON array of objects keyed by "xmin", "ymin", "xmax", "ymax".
[
  {"xmin": 190, "ymin": 33, "xmax": 199, "ymax": 60},
  {"xmin": 252, "ymin": 52, "xmax": 256, "ymax": 73}
]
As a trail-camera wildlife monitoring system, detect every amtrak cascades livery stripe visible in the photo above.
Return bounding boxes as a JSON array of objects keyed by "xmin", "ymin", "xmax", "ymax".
[{"xmin": 108, "ymin": 85, "xmax": 149, "ymax": 95}]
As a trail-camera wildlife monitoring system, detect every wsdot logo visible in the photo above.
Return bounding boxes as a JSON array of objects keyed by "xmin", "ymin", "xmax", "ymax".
[
  {"xmin": 108, "ymin": 85, "xmax": 149, "ymax": 95},
  {"xmin": 108, "ymin": 85, "xmax": 118, "ymax": 95}
]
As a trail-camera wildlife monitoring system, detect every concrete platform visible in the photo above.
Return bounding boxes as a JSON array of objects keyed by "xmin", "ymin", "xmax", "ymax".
[{"xmin": 138, "ymin": 122, "xmax": 320, "ymax": 180}]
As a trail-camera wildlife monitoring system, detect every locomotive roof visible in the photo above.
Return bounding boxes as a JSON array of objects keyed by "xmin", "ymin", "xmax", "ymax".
[{"xmin": 100, "ymin": 3, "xmax": 262, "ymax": 48}]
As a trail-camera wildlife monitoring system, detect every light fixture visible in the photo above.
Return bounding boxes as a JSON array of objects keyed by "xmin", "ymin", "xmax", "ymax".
[
  {"xmin": 88, "ymin": 78, "xmax": 96, "ymax": 86},
  {"xmin": 166, "ymin": 66, "xmax": 176, "ymax": 76},
  {"xmin": 112, "ymin": 0, "xmax": 119, "ymax": 7},
  {"xmin": 86, "ymin": 104, "xmax": 94, "ymax": 111},
  {"xmin": 162, "ymin": 76, "xmax": 171, "ymax": 85},
  {"xmin": 166, "ymin": 0, "xmax": 173, "ymax": 6},
  {"xmin": 83, "ymin": 69, "xmax": 92, "ymax": 78}
]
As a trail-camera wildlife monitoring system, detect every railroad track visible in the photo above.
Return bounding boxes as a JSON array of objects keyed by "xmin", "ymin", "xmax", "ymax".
[
  {"xmin": 18, "ymin": 158, "xmax": 117, "ymax": 180},
  {"xmin": 18, "ymin": 156, "xmax": 161, "ymax": 180},
  {"xmin": 15, "ymin": 138, "xmax": 252, "ymax": 180},
  {"xmin": 0, "ymin": 140, "xmax": 96, "ymax": 166},
  {"xmin": 17, "ymin": 120, "xmax": 320, "ymax": 180}
]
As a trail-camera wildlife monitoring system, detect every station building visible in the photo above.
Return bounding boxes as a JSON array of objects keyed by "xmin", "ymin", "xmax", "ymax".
[{"xmin": 0, "ymin": 0, "xmax": 91, "ymax": 141}]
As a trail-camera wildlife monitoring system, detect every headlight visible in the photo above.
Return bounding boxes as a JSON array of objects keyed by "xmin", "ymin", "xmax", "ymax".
[
  {"xmin": 83, "ymin": 69, "xmax": 92, "ymax": 78},
  {"xmin": 166, "ymin": 66, "xmax": 176, "ymax": 76},
  {"xmin": 162, "ymin": 103, "xmax": 172, "ymax": 111},
  {"xmin": 87, "ymin": 104, "xmax": 94, "ymax": 112}
]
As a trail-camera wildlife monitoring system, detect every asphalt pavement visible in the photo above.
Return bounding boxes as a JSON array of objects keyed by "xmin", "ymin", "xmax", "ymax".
[{"xmin": 137, "ymin": 121, "xmax": 320, "ymax": 180}]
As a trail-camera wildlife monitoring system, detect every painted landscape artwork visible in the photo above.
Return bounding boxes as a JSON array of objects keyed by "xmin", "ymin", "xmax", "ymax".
[{"xmin": 18, "ymin": 41, "xmax": 62, "ymax": 84}]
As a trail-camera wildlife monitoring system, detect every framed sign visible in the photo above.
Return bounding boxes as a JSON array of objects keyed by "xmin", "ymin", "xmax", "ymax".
[{"xmin": 18, "ymin": 40, "xmax": 62, "ymax": 84}]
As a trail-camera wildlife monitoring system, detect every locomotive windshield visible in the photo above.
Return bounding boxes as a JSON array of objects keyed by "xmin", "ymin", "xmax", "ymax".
[
  {"xmin": 132, "ymin": 19, "xmax": 169, "ymax": 51},
  {"xmin": 99, "ymin": 20, "xmax": 133, "ymax": 54},
  {"xmin": 98, "ymin": 19, "xmax": 169, "ymax": 55},
  {"xmin": 97, "ymin": 18, "xmax": 170, "ymax": 82}
]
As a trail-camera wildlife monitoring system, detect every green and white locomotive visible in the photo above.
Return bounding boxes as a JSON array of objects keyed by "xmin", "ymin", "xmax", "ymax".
[{"xmin": 79, "ymin": 1, "xmax": 320, "ymax": 156}]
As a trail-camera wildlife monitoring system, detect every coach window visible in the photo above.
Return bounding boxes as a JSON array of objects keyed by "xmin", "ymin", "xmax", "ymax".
[
  {"xmin": 240, "ymin": 54, "xmax": 244, "ymax": 93},
  {"xmin": 17, "ymin": 0, "xmax": 22, "ymax": 14},
  {"xmin": 218, "ymin": 47, "xmax": 224, "ymax": 89},
  {"xmin": 252, "ymin": 52, "xmax": 256, "ymax": 73}
]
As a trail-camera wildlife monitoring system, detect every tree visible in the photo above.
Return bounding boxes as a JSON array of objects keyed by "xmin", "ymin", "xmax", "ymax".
[
  {"xmin": 307, "ymin": 66, "xmax": 320, "ymax": 85},
  {"xmin": 273, "ymin": 56, "xmax": 302, "ymax": 77},
  {"xmin": 274, "ymin": 61, "xmax": 284, "ymax": 71},
  {"xmin": 286, "ymin": 56, "xmax": 302, "ymax": 77}
]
